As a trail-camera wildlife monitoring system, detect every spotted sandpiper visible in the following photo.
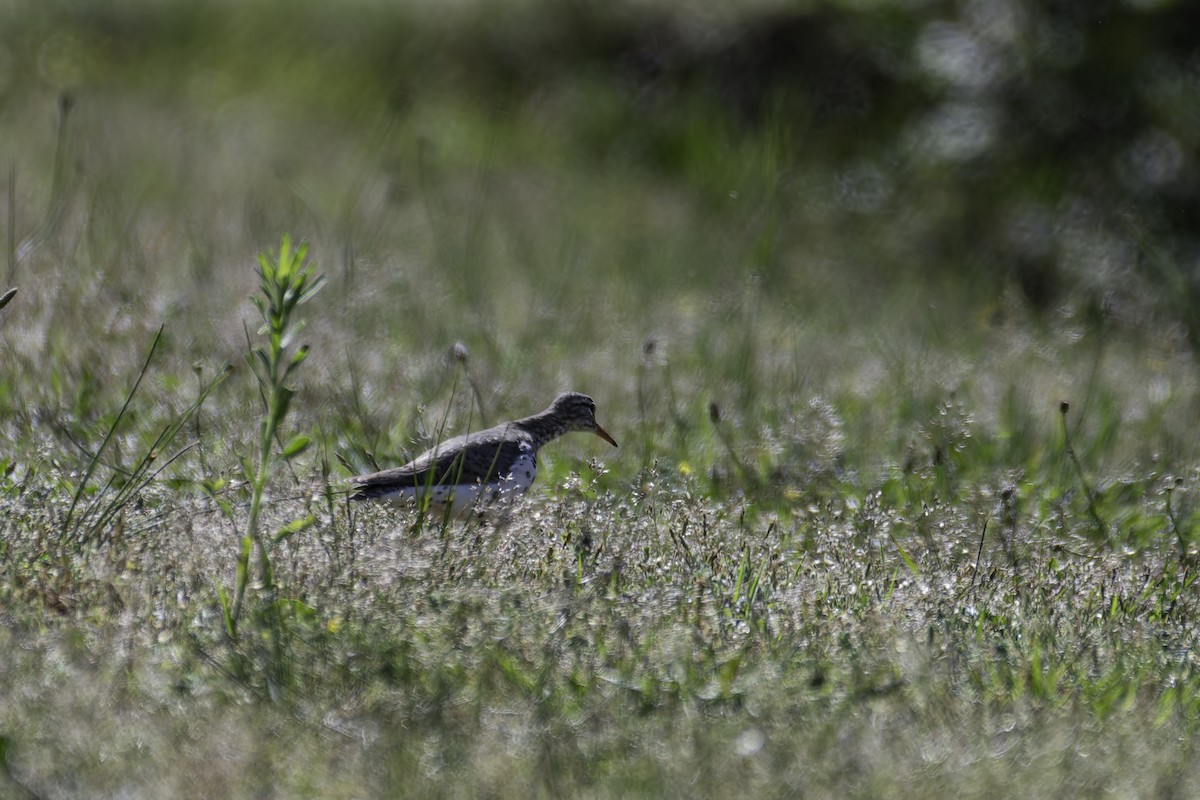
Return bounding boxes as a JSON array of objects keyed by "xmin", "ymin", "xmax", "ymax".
[{"xmin": 349, "ymin": 391, "xmax": 618, "ymax": 515}]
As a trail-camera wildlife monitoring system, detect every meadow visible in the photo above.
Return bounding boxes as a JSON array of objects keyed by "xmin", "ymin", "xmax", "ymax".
[{"xmin": 2, "ymin": 2, "xmax": 1200, "ymax": 797}]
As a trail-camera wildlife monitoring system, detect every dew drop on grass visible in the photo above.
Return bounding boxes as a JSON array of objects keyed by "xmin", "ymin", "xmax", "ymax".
[{"xmin": 735, "ymin": 728, "xmax": 764, "ymax": 756}]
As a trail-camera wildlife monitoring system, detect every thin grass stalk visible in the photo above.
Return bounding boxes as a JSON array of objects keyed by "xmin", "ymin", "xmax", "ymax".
[
  {"xmin": 16, "ymin": 92, "xmax": 74, "ymax": 265},
  {"xmin": 60, "ymin": 324, "xmax": 163, "ymax": 540},
  {"xmin": 1060, "ymin": 401, "xmax": 1108, "ymax": 539},
  {"xmin": 75, "ymin": 359, "xmax": 228, "ymax": 542}
]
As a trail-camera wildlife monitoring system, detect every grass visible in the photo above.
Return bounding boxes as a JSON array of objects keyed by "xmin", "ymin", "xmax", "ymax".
[{"xmin": 2, "ymin": 2, "xmax": 1200, "ymax": 798}]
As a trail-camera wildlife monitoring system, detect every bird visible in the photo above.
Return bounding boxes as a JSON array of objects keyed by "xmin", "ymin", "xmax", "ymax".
[{"xmin": 348, "ymin": 391, "xmax": 617, "ymax": 516}]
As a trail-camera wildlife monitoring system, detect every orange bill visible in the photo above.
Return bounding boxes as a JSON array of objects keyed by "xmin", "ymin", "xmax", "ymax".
[{"xmin": 594, "ymin": 423, "xmax": 618, "ymax": 448}]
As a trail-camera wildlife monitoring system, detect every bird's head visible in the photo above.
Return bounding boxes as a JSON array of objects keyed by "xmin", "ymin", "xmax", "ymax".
[{"xmin": 548, "ymin": 392, "xmax": 618, "ymax": 447}]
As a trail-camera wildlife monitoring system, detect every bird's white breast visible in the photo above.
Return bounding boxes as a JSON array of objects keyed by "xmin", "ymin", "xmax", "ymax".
[{"xmin": 380, "ymin": 452, "xmax": 538, "ymax": 517}]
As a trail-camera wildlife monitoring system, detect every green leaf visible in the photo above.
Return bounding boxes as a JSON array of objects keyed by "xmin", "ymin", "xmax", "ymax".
[
  {"xmin": 281, "ymin": 433, "xmax": 311, "ymax": 460},
  {"xmin": 280, "ymin": 320, "xmax": 306, "ymax": 350},
  {"xmin": 276, "ymin": 235, "xmax": 294, "ymax": 280},
  {"xmin": 277, "ymin": 597, "xmax": 318, "ymax": 621},
  {"xmin": 284, "ymin": 345, "xmax": 310, "ymax": 379},
  {"xmin": 217, "ymin": 582, "xmax": 235, "ymax": 638},
  {"xmin": 273, "ymin": 514, "xmax": 317, "ymax": 543},
  {"xmin": 889, "ymin": 532, "xmax": 921, "ymax": 576},
  {"xmin": 271, "ymin": 387, "xmax": 294, "ymax": 427},
  {"xmin": 298, "ymin": 273, "xmax": 326, "ymax": 304},
  {"xmin": 238, "ymin": 455, "xmax": 256, "ymax": 485},
  {"xmin": 251, "ymin": 346, "xmax": 271, "ymax": 377},
  {"xmin": 202, "ymin": 477, "xmax": 228, "ymax": 494},
  {"xmin": 238, "ymin": 534, "xmax": 253, "ymax": 573}
]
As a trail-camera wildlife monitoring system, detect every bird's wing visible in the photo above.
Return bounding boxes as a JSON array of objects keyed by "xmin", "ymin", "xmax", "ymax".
[{"xmin": 349, "ymin": 436, "xmax": 528, "ymax": 499}]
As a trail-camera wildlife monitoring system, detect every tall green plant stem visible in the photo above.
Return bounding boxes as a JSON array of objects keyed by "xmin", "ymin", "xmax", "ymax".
[{"xmin": 226, "ymin": 235, "xmax": 324, "ymax": 638}]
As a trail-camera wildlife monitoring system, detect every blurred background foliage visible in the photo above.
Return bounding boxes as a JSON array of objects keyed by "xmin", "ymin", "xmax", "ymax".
[
  {"xmin": 1, "ymin": 0, "xmax": 1198, "ymax": 474},
  {"xmin": 6, "ymin": 3, "xmax": 1197, "ymax": 266},
  {"xmin": 5, "ymin": 0, "xmax": 1196, "ymax": 301}
]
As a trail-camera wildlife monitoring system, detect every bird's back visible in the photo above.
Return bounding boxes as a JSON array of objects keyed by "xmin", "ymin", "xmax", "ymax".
[{"xmin": 349, "ymin": 423, "xmax": 532, "ymax": 500}]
